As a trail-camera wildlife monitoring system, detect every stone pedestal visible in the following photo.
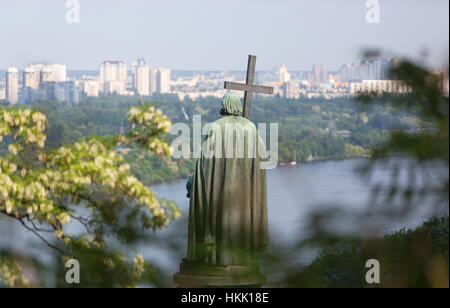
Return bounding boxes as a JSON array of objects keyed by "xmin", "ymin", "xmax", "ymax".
[{"xmin": 174, "ymin": 261, "xmax": 265, "ymax": 288}]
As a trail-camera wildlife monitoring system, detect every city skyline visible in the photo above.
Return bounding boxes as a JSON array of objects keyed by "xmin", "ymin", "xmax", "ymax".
[
  {"xmin": 0, "ymin": 0, "xmax": 448, "ymax": 71},
  {"xmin": 0, "ymin": 57, "xmax": 402, "ymax": 74},
  {"xmin": 4, "ymin": 55, "xmax": 448, "ymax": 105}
]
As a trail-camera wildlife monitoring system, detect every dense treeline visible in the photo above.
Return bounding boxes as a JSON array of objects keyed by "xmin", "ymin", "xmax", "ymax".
[
  {"xmin": 141, "ymin": 94, "xmax": 423, "ymax": 162},
  {"xmin": 284, "ymin": 216, "xmax": 449, "ymax": 288},
  {"xmin": 22, "ymin": 94, "xmax": 425, "ymax": 184}
]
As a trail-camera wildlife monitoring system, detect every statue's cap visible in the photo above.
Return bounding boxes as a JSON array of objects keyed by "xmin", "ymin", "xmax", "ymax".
[{"xmin": 221, "ymin": 93, "xmax": 243, "ymax": 116}]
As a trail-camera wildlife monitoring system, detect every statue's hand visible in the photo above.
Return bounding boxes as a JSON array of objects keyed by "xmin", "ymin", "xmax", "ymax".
[{"xmin": 186, "ymin": 176, "xmax": 193, "ymax": 198}]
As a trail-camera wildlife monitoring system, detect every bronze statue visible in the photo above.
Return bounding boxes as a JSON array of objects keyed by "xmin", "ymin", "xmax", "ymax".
[{"xmin": 175, "ymin": 93, "xmax": 269, "ymax": 287}]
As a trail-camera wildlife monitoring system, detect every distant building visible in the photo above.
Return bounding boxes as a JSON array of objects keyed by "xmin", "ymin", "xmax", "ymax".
[
  {"xmin": 350, "ymin": 80, "xmax": 412, "ymax": 95},
  {"xmin": 261, "ymin": 81, "xmax": 283, "ymax": 98},
  {"xmin": 82, "ymin": 80, "xmax": 102, "ymax": 97},
  {"xmin": 39, "ymin": 81, "xmax": 80, "ymax": 103},
  {"xmin": 281, "ymin": 81, "xmax": 300, "ymax": 99},
  {"xmin": 100, "ymin": 61, "xmax": 127, "ymax": 95},
  {"xmin": 23, "ymin": 63, "xmax": 66, "ymax": 90},
  {"xmin": 18, "ymin": 86, "xmax": 37, "ymax": 105},
  {"xmin": 339, "ymin": 64, "xmax": 353, "ymax": 83},
  {"xmin": 276, "ymin": 65, "xmax": 291, "ymax": 83},
  {"xmin": 340, "ymin": 58, "xmax": 394, "ymax": 82},
  {"xmin": 328, "ymin": 73, "xmax": 341, "ymax": 84},
  {"xmin": 0, "ymin": 88, "xmax": 5, "ymax": 101},
  {"xmin": 150, "ymin": 69, "xmax": 157, "ymax": 95},
  {"xmin": 132, "ymin": 58, "xmax": 150, "ymax": 96},
  {"xmin": 431, "ymin": 70, "xmax": 449, "ymax": 95},
  {"xmin": 151, "ymin": 67, "xmax": 171, "ymax": 94},
  {"xmin": 306, "ymin": 71, "xmax": 315, "ymax": 84},
  {"xmin": 312, "ymin": 64, "xmax": 329, "ymax": 84},
  {"xmin": 6, "ymin": 66, "xmax": 19, "ymax": 105},
  {"xmin": 23, "ymin": 63, "xmax": 46, "ymax": 90},
  {"xmin": 40, "ymin": 64, "xmax": 67, "ymax": 83}
]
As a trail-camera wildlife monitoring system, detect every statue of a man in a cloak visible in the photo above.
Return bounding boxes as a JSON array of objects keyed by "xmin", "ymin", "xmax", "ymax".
[{"xmin": 185, "ymin": 93, "xmax": 268, "ymax": 267}]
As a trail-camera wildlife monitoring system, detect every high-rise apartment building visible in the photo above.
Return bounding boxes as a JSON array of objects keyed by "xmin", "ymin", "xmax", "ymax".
[
  {"xmin": 40, "ymin": 64, "xmax": 67, "ymax": 83},
  {"xmin": 350, "ymin": 80, "xmax": 412, "ymax": 95},
  {"xmin": 6, "ymin": 66, "xmax": 19, "ymax": 105},
  {"xmin": 282, "ymin": 81, "xmax": 300, "ymax": 99},
  {"xmin": 151, "ymin": 67, "xmax": 171, "ymax": 94},
  {"xmin": 312, "ymin": 64, "xmax": 329, "ymax": 84},
  {"xmin": 23, "ymin": 63, "xmax": 67, "ymax": 90},
  {"xmin": 82, "ymin": 80, "xmax": 102, "ymax": 97},
  {"xmin": 39, "ymin": 81, "xmax": 80, "ymax": 103},
  {"xmin": 277, "ymin": 65, "xmax": 291, "ymax": 83},
  {"xmin": 132, "ymin": 58, "xmax": 150, "ymax": 96},
  {"xmin": 23, "ymin": 63, "xmax": 45, "ymax": 90},
  {"xmin": 340, "ymin": 58, "xmax": 393, "ymax": 82},
  {"xmin": 100, "ymin": 61, "xmax": 127, "ymax": 95}
]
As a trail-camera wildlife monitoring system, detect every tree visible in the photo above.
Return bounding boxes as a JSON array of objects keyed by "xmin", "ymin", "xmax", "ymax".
[{"xmin": 0, "ymin": 104, "xmax": 180, "ymax": 287}]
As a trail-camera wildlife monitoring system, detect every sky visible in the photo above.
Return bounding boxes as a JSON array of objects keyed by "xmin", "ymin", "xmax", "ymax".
[{"xmin": 0, "ymin": 0, "xmax": 448, "ymax": 71}]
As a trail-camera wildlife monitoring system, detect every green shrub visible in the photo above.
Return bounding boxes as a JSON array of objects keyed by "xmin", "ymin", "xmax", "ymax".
[{"xmin": 286, "ymin": 216, "xmax": 449, "ymax": 288}]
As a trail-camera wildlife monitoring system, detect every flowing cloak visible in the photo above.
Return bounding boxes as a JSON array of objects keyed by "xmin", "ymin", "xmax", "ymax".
[{"xmin": 186, "ymin": 95, "xmax": 268, "ymax": 266}]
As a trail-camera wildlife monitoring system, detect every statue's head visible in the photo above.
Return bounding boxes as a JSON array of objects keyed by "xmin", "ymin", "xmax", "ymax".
[{"xmin": 220, "ymin": 93, "xmax": 243, "ymax": 116}]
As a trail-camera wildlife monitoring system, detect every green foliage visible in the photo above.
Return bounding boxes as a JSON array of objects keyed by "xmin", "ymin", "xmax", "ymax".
[
  {"xmin": 32, "ymin": 94, "xmax": 419, "ymax": 168},
  {"xmin": 0, "ymin": 103, "xmax": 181, "ymax": 287},
  {"xmin": 286, "ymin": 216, "xmax": 449, "ymax": 288},
  {"xmin": 126, "ymin": 150, "xmax": 194, "ymax": 185},
  {"xmin": 0, "ymin": 254, "xmax": 30, "ymax": 288},
  {"xmin": 345, "ymin": 144, "xmax": 367, "ymax": 158},
  {"xmin": 53, "ymin": 243, "xmax": 162, "ymax": 288}
]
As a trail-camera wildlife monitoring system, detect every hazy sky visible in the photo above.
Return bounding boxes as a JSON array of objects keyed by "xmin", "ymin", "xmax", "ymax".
[{"xmin": 0, "ymin": 0, "xmax": 448, "ymax": 71}]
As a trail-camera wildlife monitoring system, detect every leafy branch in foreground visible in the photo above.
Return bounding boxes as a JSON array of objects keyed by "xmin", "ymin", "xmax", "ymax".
[
  {"xmin": 258, "ymin": 58, "xmax": 449, "ymax": 288},
  {"xmin": 358, "ymin": 60, "xmax": 449, "ymax": 216},
  {"xmin": 0, "ymin": 256, "xmax": 30, "ymax": 288},
  {"xmin": 0, "ymin": 104, "xmax": 181, "ymax": 287}
]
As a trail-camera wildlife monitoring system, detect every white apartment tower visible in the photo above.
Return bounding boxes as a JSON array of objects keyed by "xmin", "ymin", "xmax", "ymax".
[
  {"xmin": 350, "ymin": 80, "xmax": 412, "ymax": 95},
  {"xmin": 23, "ymin": 63, "xmax": 67, "ymax": 90},
  {"xmin": 282, "ymin": 81, "xmax": 301, "ymax": 99},
  {"xmin": 23, "ymin": 63, "xmax": 45, "ymax": 90},
  {"xmin": 100, "ymin": 61, "xmax": 127, "ymax": 95},
  {"xmin": 277, "ymin": 65, "xmax": 291, "ymax": 83},
  {"xmin": 132, "ymin": 58, "xmax": 150, "ymax": 96},
  {"xmin": 151, "ymin": 67, "xmax": 171, "ymax": 94},
  {"xmin": 6, "ymin": 66, "xmax": 19, "ymax": 105},
  {"xmin": 40, "ymin": 64, "xmax": 67, "ymax": 83},
  {"xmin": 313, "ymin": 64, "xmax": 329, "ymax": 84}
]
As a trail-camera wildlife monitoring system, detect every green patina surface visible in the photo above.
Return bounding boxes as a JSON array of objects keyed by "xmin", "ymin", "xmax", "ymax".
[{"xmin": 186, "ymin": 93, "xmax": 269, "ymax": 266}]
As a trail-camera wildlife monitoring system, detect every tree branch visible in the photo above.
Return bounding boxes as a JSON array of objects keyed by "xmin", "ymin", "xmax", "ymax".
[
  {"xmin": 1, "ymin": 209, "xmax": 64, "ymax": 255},
  {"xmin": 17, "ymin": 218, "xmax": 64, "ymax": 255}
]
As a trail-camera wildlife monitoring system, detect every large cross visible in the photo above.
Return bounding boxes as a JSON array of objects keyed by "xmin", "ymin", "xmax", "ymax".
[{"xmin": 224, "ymin": 55, "xmax": 274, "ymax": 119}]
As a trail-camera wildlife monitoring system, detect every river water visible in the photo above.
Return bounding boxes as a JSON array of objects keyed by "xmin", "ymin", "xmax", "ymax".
[{"xmin": 0, "ymin": 158, "xmax": 447, "ymax": 286}]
